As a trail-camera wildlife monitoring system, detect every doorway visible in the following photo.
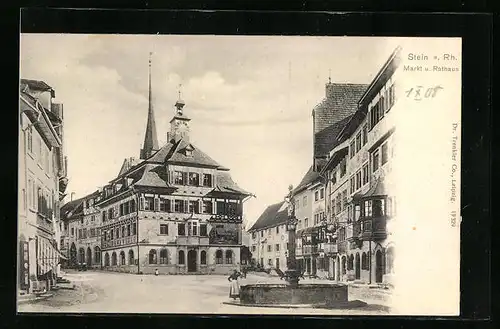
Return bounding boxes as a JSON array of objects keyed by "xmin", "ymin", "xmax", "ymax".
[
  {"xmin": 375, "ymin": 250, "xmax": 384, "ymax": 283},
  {"xmin": 87, "ymin": 247, "xmax": 92, "ymax": 266},
  {"xmin": 70, "ymin": 243, "xmax": 77, "ymax": 267},
  {"xmin": 187, "ymin": 250, "xmax": 197, "ymax": 273},
  {"xmin": 312, "ymin": 257, "xmax": 317, "ymax": 275}
]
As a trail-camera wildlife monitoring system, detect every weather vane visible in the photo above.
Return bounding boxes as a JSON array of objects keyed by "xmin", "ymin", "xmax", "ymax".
[
  {"xmin": 178, "ymin": 83, "xmax": 182, "ymax": 100},
  {"xmin": 328, "ymin": 69, "xmax": 331, "ymax": 83}
]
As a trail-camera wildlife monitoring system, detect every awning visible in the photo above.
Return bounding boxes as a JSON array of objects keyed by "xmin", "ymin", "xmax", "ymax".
[
  {"xmin": 36, "ymin": 236, "xmax": 67, "ymax": 277},
  {"xmin": 297, "ymin": 226, "xmax": 319, "ymax": 236}
]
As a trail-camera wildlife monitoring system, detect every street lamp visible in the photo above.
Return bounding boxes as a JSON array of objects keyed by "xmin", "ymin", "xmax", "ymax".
[{"xmin": 284, "ymin": 185, "xmax": 300, "ymax": 287}]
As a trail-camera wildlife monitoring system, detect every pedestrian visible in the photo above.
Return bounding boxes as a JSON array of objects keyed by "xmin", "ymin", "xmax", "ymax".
[
  {"xmin": 228, "ymin": 269, "xmax": 241, "ymax": 300},
  {"xmin": 155, "ymin": 269, "xmax": 159, "ymax": 276}
]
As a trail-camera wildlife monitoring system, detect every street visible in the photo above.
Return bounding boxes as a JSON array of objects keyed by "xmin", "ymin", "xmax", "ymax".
[{"xmin": 18, "ymin": 271, "xmax": 391, "ymax": 315}]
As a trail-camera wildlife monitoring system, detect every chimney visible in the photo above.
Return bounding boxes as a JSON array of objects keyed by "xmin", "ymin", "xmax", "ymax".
[{"xmin": 70, "ymin": 192, "xmax": 75, "ymax": 201}]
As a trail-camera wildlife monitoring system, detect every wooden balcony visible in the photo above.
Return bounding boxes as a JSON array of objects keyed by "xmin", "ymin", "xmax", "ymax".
[
  {"xmin": 176, "ymin": 236, "xmax": 210, "ymax": 246},
  {"xmin": 324, "ymin": 242, "xmax": 338, "ymax": 255}
]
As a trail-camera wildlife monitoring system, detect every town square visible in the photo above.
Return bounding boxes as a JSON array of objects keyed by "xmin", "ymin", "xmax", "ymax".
[{"xmin": 17, "ymin": 33, "xmax": 466, "ymax": 315}]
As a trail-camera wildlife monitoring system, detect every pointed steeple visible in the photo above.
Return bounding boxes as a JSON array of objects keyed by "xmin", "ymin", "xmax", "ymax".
[{"xmin": 140, "ymin": 52, "xmax": 159, "ymax": 160}]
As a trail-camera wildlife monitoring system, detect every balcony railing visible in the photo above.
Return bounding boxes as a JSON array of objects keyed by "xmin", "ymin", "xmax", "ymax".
[
  {"xmin": 324, "ymin": 242, "xmax": 338, "ymax": 255},
  {"xmin": 302, "ymin": 245, "xmax": 319, "ymax": 255},
  {"xmin": 102, "ymin": 236, "xmax": 136, "ymax": 249},
  {"xmin": 176, "ymin": 236, "xmax": 210, "ymax": 246}
]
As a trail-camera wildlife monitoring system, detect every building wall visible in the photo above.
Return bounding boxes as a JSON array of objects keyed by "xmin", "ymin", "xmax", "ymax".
[
  {"xmin": 18, "ymin": 93, "xmax": 64, "ymax": 294},
  {"xmin": 324, "ymin": 62, "xmax": 401, "ymax": 285},
  {"xmin": 249, "ymin": 223, "xmax": 289, "ymax": 271}
]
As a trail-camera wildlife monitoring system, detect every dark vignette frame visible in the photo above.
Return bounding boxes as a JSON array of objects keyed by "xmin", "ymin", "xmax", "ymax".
[{"xmin": 3, "ymin": 7, "xmax": 492, "ymax": 329}]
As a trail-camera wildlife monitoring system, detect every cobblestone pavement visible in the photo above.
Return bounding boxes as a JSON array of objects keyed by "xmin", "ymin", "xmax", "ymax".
[{"xmin": 17, "ymin": 271, "xmax": 391, "ymax": 315}]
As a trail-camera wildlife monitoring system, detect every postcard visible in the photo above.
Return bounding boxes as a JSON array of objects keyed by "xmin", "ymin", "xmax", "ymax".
[{"xmin": 18, "ymin": 34, "xmax": 461, "ymax": 315}]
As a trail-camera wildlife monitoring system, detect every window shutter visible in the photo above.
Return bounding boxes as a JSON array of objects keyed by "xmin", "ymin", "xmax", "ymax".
[
  {"xmin": 184, "ymin": 200, "xmax": 189, "ymax": 213},
  {"xmin": 182, "ymin": 172, "xmax": 187, "ymax": 185},
  {"xmin": 168, "ymin": 171, "xmax": 174, "ymax": 184},
  {"xmin": 139, "ymin": 196, "xmax": 145, "ymax": 211},
  {"xmin": 154, "ymin": 197, "xmax": 160, "ymax": 212}
]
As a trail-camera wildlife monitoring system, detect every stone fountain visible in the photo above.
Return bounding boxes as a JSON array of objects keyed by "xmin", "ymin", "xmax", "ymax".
[{"xmin": 231, "ymin": 186, "xmax": 356, "ymax": 309}]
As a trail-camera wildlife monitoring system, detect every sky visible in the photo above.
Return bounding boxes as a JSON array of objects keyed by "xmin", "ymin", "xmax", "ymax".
[{"xmin": 20, "ymin": 34, "xmax": 400, "ymax": 228}]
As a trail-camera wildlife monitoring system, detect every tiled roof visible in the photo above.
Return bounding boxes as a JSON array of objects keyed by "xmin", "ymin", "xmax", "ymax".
[
  {"xmin": 146, "ymin": 139, "xmax": 221, "ymax": 168},
  {"xmin": 213, "ymin": 171, "xmax": 252, "ymax": 196},
  {"xmin": 293, "ymin": 166, "xmax": 320, "ymax": 194},
  {"xmin": 314, "ymin": 115, "xmax": 354, "ymax": 159},
  {"xmin": 313, "ymin": 83, "xmax": 368, "ymax": 158},
  {"xmin": 248, "ymin": 201, "xmax": 288, "ymax": 231},
  {"xmin": 134, "ymin": 164, "xmax": 172, "ymax": 188},
  {"xmin": 168, "ymin": 139, "xmax": 222, "ymax": 167},
  {"xmin": 60, "ymin": 198, "xmax": 85, "ymax": 220},
  {"xmin": 20, "ymin": 79, "xmax": 53, "ymax": 92},
  {"xmin": 118, "ymin": 157, "xmax": 143, "ymax": 177}
]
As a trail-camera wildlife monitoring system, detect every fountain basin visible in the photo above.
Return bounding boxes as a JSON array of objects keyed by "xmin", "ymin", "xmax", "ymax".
[{"xmin": 239, "ymin": 283, "xmax": 348, "ymax": 307}]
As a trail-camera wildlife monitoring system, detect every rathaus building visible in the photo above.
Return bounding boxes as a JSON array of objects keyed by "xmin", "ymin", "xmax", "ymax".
[{"xmin": 61, "ymin": 57, "xmax": 252, "ymax": 275}]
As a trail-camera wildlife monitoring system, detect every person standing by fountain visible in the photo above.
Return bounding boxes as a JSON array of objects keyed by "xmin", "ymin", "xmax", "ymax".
[{"xmin": 228, "ymin": 269, "xmax": 241, "ymax": 300}]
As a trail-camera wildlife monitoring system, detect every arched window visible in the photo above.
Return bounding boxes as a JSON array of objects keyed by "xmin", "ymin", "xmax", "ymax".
[
  {"xmin": 216, "ymin": 250, "xmax": 223, "ymax": 264},
  {"xmin": 178, "ymin": 250, "xmax": 185, "ymax": 265},
  {"xmin": 361, "ymin": 252, "xmax": 368, "ymax": 270},
  {"xmin": 386, "ymin": 247, "xmax": 395, "ymax": 274},
  {"xmin": 160, "ymin": 249, "xmax": 168, "ymax": 264},
  {"xmin": 200, "ymin": 250, "xmax": 207, "ymax": 265},
  {"xmin": 120, "ymin": 251, "xmax": 126, "ymax": 265},
  {"xmin": 149, "ymin": 249, "xmax": 157, "ymax": 264},
  {"xmin": 104, "ymin": 253, "xmax": 110, "ymax": 266},
  {"xmin": 94, "ymin": 246, "xmax": 101, "ymax": 264},
  {"xmin": 112, "ymin": 252, "xmax": 117, "ymax": 266},
  {"xmin": 341, "ymin": 256, "xmax": 347, "ymax": 274},
  {"xmin": 122, "ymin": 226, "xmax": 126, "ymax": 238},
  {"xmin": 129, "ymin": 249, "xmax": 134, "ymax": 265},
  {"xmin": 225, "ymin": 250, "xmax": 233, "ymax": 264},
  {"xmin": 115, "ymin": 228, "xmax": 120, "ymax": 239},
  {"xmin": 79, "ymin": 248, "xmax": 85, "ymax": 264}
]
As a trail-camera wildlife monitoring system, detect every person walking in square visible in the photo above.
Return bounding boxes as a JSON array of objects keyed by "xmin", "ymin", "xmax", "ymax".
[{"xmin": 228, "ymin": 269, "xmax": 241, "ymax": 300}]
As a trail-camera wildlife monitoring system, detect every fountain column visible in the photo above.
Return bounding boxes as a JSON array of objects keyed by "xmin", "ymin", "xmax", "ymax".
[{"xmin": 284, "ymin": 185, "xmax": 300, "ymax": 287}]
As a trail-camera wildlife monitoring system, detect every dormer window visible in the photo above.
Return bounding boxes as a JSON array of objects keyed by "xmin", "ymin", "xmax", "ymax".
[{"xmin": 184, "ymin": 144, "xmax": 194, "ymax": 157}]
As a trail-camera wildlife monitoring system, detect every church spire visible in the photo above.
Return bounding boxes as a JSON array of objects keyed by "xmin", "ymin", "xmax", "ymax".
[{"xmin": 140, "ymin": 52, "xmax": 159, "ymax": 160}]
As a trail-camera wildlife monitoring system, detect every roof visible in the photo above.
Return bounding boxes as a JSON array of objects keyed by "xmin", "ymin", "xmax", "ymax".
[
  {"xmin": 60, "ymin": 198, "xmax": 85, "ymax": 220},
  {"xmin": 297, "ymin": 226, "xmax": 319, "ymax": 236},
  {"xmin": 293, "ymin": 166, "xmax": 320, "ymax": 194},
  {"xmin": 353, "ymin": 177, "xmax": 387, "ymax": 200},
  {"xmin": 133, "ymin": 164, "xmax": 172, "ymax": 188},
  {"xmin": 314, "ymin": 115, "xmax": 355, "ymax": 158},
  {"xmin": 248, "ymin": 201, "xmax": 288, "ymax": 231},
  {"xmin": 212, "ymin": 171, "xmax": 252, "ymax": 196},
  {"xmin": 313, "ymin": 83, "xmax": 368, "ymax": 158},
  {"xmin": 20, "ymin": 79, "xmax": 53, "ymax": 92},
  {"xmin": 148, "ymin": 138, "xmax": 222, "ymax": 168},
  {"xmin": 118, "ymin": 157, "xmax": 143, "ymax": 177}
]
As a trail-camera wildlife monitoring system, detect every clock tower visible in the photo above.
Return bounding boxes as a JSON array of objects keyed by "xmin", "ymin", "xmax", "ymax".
[{"xmin": 168, "ymin": 97, "xmax": 191, "ymax": 143}]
